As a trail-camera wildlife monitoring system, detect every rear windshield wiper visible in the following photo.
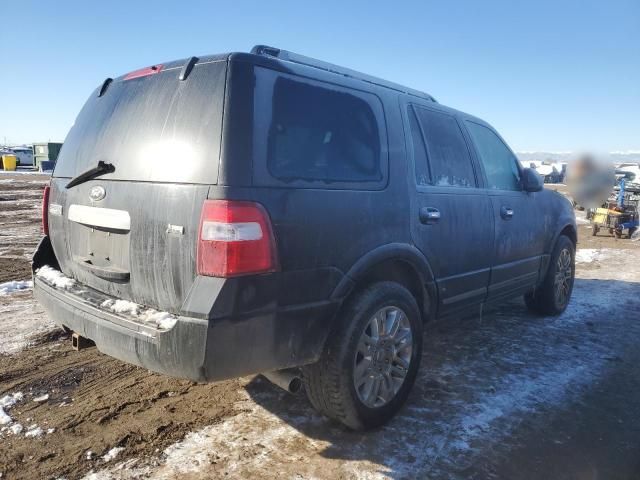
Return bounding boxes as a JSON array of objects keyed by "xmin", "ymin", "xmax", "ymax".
[{"xmin": 65, "ymin": 161, "xmax": 115, "ymax": 189}]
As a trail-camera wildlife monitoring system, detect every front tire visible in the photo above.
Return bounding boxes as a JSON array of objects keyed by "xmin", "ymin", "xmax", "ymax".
[
  {"xmin": 302, "ymin": 282, "xmax": 423, "ymax": 430},
  {"xmin": 524, "ymin": 235, "xmax": 575, "ymax": 315}
]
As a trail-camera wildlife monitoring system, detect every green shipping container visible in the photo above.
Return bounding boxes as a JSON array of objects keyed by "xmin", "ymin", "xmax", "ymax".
[{"xmin": 32, "ymin": 142, "xmax": 63, "ymax": 170}]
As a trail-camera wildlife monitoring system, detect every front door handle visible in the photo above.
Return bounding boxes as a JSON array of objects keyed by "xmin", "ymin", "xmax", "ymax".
[
  {"xmin": 500, "ymin": 206, "xmax": 514, "ymax": 220},
  {"xmin": 419, "ymin": 207, "xmax": 441, "ymax": 225}
]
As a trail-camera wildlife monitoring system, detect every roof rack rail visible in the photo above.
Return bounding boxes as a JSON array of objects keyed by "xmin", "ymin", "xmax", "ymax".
[{"xmin": 250, "ymin": 45, "xmax": 436, "ymax": 103}]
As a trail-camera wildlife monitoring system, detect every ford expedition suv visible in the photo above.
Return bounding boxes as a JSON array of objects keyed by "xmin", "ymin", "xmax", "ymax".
[{"xmin": 33, "ymin": 46, "xmax": 576, "ymax": 430}]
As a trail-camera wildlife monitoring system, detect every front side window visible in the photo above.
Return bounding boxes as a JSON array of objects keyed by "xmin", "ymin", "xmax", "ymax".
[
  {"xmin": 411, "ymin": 106, "xmax": 476, "ymax": 188},
  {"xmin": 254, "ymin": 68, "xmax": 383, "ymax": 186},
  {"xmin": 466, "ymin": 122, "xmax": 521, "ymax": 191}
]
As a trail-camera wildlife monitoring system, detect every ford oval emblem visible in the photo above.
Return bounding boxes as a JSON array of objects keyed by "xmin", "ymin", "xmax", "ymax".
[{"xmin": 89, "ymin": 185, "xmax": 106, "ymax": 202}]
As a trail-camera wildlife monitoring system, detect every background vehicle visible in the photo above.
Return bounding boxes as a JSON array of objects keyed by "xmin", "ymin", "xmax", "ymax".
[
  {"xmin": 9, "ymin": 145, "xmax": 34, "ymax": 167},
  {"xmin": 33, "ymin": 46, "xmax": 577, "ymax": 430}
]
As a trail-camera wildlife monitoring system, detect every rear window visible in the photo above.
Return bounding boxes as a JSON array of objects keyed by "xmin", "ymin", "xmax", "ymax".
[
  {"xmin": 54, "ymin": 60, "xmax": 226, "ymax": 184},
  {"xmin": 252, "ymin": 67, "xmax": 386, "ymax": 188}
]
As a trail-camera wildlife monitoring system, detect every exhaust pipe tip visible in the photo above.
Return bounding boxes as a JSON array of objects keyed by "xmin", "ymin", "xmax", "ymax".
[
  {"xmin": 288, "ymin": 376, "xmax": 303, "ymax": 394},
  {"xmin": 262, "ymin": 369, "xmax": 303, "ymax": 394}
]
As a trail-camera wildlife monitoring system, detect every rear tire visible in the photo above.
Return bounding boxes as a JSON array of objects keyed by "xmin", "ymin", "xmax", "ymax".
[
  {"xmin": 302, "ymin": 282, "xmax": 423, "ymax": 430},
  {"xmin": 524, "ymin": 235, "xmax": 575, "ymax": 316}
]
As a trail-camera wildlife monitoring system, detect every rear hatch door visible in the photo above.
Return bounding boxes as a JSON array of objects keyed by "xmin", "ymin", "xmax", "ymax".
[{"xmin": 47, "ymin": 58, "xmax": 227, "ymax": 313}]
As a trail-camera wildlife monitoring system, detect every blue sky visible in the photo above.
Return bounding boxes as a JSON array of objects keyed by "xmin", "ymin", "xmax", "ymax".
[{"xmin": 1, "ymin": 0, "xmax": 638, "ymax": 152}]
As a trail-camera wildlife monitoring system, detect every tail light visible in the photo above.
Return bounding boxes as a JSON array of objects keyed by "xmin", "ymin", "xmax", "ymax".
[
  {"xmin": 197, "ymin": 200, "xmax": 278, "ymax": 277},
  {"xmin": 42, "ymin": 185, "xmax": 50, "ymax": 236}
]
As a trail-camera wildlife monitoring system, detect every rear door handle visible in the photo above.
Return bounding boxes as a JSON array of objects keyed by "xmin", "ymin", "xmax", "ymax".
[
  {"xmin": 500, "ymin": 206, "xmax": 514, "ymax": 220},
  {"xmin": 419, "ymin": 207, "xmax": 441, "ymax": 225}
]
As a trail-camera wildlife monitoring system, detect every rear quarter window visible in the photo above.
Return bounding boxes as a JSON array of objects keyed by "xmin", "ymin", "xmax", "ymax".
[{"xmin": 252, "ymin": 67, "xmax": 387, "ymax": 189}]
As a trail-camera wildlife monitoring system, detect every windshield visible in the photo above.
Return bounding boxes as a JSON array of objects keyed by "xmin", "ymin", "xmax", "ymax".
[{"xmin": 53, "ymin": 60, "xmax": 227, "ymax": 184}]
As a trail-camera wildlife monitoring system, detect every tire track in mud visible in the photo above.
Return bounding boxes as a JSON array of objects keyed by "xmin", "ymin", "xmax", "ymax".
[{"xmin": 0, "ymin": 331, "xmax": 245, "ymax": 480}]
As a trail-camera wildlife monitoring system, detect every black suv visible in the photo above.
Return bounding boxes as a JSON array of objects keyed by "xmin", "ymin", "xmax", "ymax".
[{"xmin": 33, "ymin": 46, "xmax": 576, "ymax": 430}]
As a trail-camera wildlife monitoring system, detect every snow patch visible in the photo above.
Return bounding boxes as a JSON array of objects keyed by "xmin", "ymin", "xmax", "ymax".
[
  {"xmin": 24, "ymin": 425, "xmax": 44, "ymax": 437},
  {"xmin": 34, "ymin": 266, "xmax": 177, "ymax": 330},
  {"xmin": 102, "ymin": 447, "xmax": 124, "ymax": 462},
  {"xmin": 0, "ymin": 392, "xmax": 24, "ymax": 425},
  {"xmin": 100, "ymin": 300, "xmax": 177, "ymax": 330},
  {"xmin": 0, "ymin": 280, "xmax": 32, "ymax": 296},
  {"xmin": 35, "ymin": 265, "xmax": 76, "ymax": 289},
  {"xmin": 33, "ymin": 394, "xmax": 49, "ymax": 403},
  {"xmin": 0, "ymin": 291, "xmax": 55, "ymax": 354},
  {"xmin": 575, "ymin": 248, "xmax": 614, "ymax": 264},
  {"xmin": 8, "ymin": 423, "xmax": 23, "ymax": 435},
  {"xmin": 0, "ymin": 392, "xmax": 23, "ymax": 409},
  {"xmin": 0, "ymin": 409, "xmax": 12, "ymax": 426}
]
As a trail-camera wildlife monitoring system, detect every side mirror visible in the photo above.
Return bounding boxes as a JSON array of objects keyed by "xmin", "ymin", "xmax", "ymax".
[{"xmin": 522, "ymin": 167, "xmax": 543, "ymax": 192}]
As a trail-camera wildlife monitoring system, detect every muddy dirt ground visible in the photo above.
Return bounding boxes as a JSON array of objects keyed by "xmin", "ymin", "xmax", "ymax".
[
  {"xmin": 1, "ymin": 174, "xmax": 639, "ymax": 480},
  {"xmin": 0, "ymin": 330, "xmax": 244, "ymax": 480},
  {"xmin": 0, "ymin": 173, "xmax": 48, "ymax": 283}
]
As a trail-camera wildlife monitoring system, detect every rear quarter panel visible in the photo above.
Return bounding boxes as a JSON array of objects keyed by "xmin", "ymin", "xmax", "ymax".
[
  {"xmin": 212, "ymin": 81, "xmax": 412, "ymax": 307},
  {"xmin": 534, "ymin": 188, "xmax": 577, "ymax": 260}
]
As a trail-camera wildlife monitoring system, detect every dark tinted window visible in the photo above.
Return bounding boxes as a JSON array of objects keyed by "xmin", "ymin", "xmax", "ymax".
[
  {"xmin": 254, "ymin": 68, "xmax": 382, "ymax": 185},
  {"xmin": 466, "ymin": 122, "xmax": 521, "ymax": 191},
  {"xmin": 412, "ymin": 106, "xmax": 476, "ymax": 188}
]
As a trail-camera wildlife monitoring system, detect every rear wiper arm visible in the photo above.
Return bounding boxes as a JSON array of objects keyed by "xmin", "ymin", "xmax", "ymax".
[{"xmin": 65, "ymin": 161, "xmax": 115, "ymax": 189}]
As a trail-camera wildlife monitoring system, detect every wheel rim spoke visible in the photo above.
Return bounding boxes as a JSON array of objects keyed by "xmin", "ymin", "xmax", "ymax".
[
  {"xmin": 368, "ymin": 377, "xmax": 382, "ymax": 404},
  {"xmin": 370, "ymin": 312, "xmax": 382, "ymax": 339},
  {"xmin": 357, "ymin": 334, "xmax": 374, "ymax": 356},
  {"xmin": 394, "ymin": 354, "xmax": 410, "ymax": 369},
  {"xmin": 360, "ymin": 375, "xmax": 376, "ymax": 401},
  {"xmin": 390, "ymin": 363, "xmax": 407, "ymax": 378},
  {"xmin": 379, "ymin": 374, "xmax": 393, "ymax": 403},
  {"xmin": 387, "ymin": 309, "xmax": 401, "ymax": 338},
  {"xmin": 394, "ymin": 328, "xmax": 412, "ymax": 348},
  {"xmin": 354, "ymin": 357, "xmax": 372, "ymax": 385},
  {"xmin": 353, "ymin": 305, "xmax": 414, "ymax": 408},
  {"xmin": 553, "ymin": 248, "xmax": 573, "ymax": 307}
]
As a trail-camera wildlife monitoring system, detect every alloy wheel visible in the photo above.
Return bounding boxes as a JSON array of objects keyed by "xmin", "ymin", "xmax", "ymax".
[
  {"xmin": 554, "ymin": 248, "xmax": 573, "ymax": 307},
  {"xmin": 353, "ymin": 306, "xmax": 413, "ymax": 408}
]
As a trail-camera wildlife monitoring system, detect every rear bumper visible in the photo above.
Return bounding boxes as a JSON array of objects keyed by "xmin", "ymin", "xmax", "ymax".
[{"xmin": 34, "ymin": 274, "xmax": 339, "ymax": 382}]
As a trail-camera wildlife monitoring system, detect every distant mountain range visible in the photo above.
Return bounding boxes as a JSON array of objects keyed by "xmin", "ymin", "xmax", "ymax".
[{"xmin": 516, "ymin": 151, "xmax": 640, "ymax": 165}]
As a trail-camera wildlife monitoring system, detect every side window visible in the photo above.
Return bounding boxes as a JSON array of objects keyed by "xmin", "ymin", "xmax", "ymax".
[
  {"xmin": 254, "ymin": 68, "xmax": 383, "ymax": 185},
  {"xmin": 411, "ymin": 106, "xmax": 476, "ymax": 188},
  {"xmin": 465, "ymin": 122, "xmax": 521, "ymax": 191}
]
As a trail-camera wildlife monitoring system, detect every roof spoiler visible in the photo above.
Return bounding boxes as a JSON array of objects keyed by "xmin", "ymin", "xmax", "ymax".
[
  {"xmin": 98, "ymin": 78, "xmax": 113, "ymax": 97},
  {"xmin": 179, "ymin": 56, "xmax": 199, "ymax": 81},
  {"xmin": 250, "ymin": 44, "xmax": 436, "ymax": 103}
]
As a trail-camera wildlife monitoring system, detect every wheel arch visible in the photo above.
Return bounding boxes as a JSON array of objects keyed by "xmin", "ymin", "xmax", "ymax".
[
  {"xmin": 541, "ymin": 222, "xmax": 577, "ymax": 280},
  {"xmin": 558, "ymin": 223, "xmax": 577, "ymax": 247},
  {"xmin": 331, "ymin": 243, "xmax": 436, "ymax": 321}
]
